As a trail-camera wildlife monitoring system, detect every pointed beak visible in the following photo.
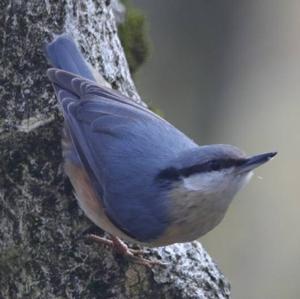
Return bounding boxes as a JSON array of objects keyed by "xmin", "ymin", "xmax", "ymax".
[{"xmin": 238, "ymin": 151, "xmax": 277, "ymax": 173}]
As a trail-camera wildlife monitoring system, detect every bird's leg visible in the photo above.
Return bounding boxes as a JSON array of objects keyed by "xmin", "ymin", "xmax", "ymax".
[
  {"xmin": 87, "ymin": 234, "xmax": 114, "ymax": 247},
  {"xmin": 87, "ymin": 234, "xmax": 142, "ymax": 255},
  {"xmin": 87, "ymin": 234, "xmax": 166, "ymax": 267},
  {"xmin": 110, "ymin": 235, "xmax": 144, "ymax": 256},
  {"xmin": 110, "ymin": 235, "xmax": 166, "ymax": 267}
]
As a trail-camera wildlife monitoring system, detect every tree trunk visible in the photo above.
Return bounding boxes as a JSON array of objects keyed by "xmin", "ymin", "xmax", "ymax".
[{"xmin": 0, "ymin": 1, "xmax": 230, "ymax": 298}]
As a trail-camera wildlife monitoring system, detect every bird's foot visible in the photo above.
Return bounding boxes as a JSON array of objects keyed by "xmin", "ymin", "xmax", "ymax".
[{"xmin": 87, "ymin": 234, "xmax": 166, "ymax": 267}]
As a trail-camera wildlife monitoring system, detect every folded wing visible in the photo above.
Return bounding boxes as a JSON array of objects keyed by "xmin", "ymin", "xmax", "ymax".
[{"xmin": 48, "ymin": 69, "xmax": 198, "ymax": 241}]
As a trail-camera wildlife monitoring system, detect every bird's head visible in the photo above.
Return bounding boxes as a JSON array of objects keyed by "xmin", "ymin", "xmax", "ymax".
[{"xmin": 157, "ymin": 144, "xmax": 277, "ymax": 200}]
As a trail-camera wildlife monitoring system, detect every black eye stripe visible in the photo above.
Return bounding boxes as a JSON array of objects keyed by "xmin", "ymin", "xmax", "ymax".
[
  {"xmin": 156, "ymin": 158, "xmax": 246, "ymax": 182},
  {"xmin": 180, "ymin": 158, "xmax": 245, "ymax": 177}
]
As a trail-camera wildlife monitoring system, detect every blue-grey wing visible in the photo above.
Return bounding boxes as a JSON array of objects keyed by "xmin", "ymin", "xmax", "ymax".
[{"xmin": 48, "ymin": 69, "xmax": 198, "ymax": 241}]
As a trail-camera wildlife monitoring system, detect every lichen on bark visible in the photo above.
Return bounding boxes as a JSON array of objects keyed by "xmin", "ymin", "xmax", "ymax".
[{"xmin": 0, "ymin": 1, "xmax": 230, "ymax": 298}]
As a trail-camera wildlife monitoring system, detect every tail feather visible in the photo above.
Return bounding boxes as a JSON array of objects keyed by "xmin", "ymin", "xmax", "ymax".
[{"xmin": 45, "ymin": 34, "xmax": 95, "ymax": 82}]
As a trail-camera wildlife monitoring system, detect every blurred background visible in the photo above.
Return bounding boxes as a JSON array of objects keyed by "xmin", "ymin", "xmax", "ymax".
[{"xmin": 131, "ymin": 1, "xmax": 300, "ymax": 298}]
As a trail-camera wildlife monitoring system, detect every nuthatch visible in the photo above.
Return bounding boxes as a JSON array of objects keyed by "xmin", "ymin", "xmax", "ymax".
[{"xmin": 45, "ymin": 35, "xmax": 276, "ymax": 263}]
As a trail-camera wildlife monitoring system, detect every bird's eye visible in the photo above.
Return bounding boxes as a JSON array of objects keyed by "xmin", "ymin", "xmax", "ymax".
[{"xmin": 209, "ymin": 160, "xmax": 221, "ymax": 171}]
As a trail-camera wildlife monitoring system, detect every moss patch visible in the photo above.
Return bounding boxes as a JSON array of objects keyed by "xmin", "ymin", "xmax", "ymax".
[{"xmin": 118, "ymin": 1, "xmax": 150, "ymax": 74}]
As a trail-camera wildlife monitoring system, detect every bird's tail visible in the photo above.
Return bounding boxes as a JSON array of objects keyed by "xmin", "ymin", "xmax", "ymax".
[{"xmin": 45, "ymin": 34, "xmax": 96, "ymax": 82}]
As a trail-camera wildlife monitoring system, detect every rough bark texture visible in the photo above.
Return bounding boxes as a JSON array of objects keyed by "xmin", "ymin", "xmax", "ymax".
[{"xmin": 0, "ymin": 1, "xmax": 231, "ymax": 298}]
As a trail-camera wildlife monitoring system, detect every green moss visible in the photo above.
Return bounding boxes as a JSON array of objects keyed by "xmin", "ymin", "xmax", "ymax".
[
  {"xmin": 118, "ymin": 2, "xmax": 163, "ymax": 113},
  {"xmin": 118, "ymin": 1, "xmax": 150, "ymax": 74}
]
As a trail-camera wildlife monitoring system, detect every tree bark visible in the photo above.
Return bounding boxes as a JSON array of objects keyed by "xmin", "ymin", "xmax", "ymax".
[{"xmin": 0, "ymin": 1, "xmax": 230, "ymax": 298}]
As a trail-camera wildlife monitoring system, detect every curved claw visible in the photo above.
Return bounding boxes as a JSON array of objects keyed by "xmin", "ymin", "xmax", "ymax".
[{"xmin": 86, "ymin": 234, "xmax": 167, "ymax": 267}]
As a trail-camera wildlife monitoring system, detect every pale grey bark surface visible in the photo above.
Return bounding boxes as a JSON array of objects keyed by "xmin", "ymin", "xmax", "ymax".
[{"xmin": 0, "ymin": 1, "xmax": 230, "ymax": 298}]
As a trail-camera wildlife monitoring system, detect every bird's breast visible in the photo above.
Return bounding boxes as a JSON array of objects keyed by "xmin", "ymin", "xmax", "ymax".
[{"xmin": 150, "ymin": 186, "xmax": 232, "ymax": 246}]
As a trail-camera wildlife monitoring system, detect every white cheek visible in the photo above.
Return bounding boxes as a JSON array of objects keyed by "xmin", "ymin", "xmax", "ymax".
[
  {"xmin": 183, "ymin": 170, "xmax": 254, "ymax": 193},
  {"xmin": 183, "ymin": 172, "xmax": 225, "ymax": 192}
]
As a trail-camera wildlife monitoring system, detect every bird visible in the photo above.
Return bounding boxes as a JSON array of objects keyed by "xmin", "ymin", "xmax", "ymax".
[{"xmin": 45, "ymin": 34, "xmax": 276, "ymax": 265}]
